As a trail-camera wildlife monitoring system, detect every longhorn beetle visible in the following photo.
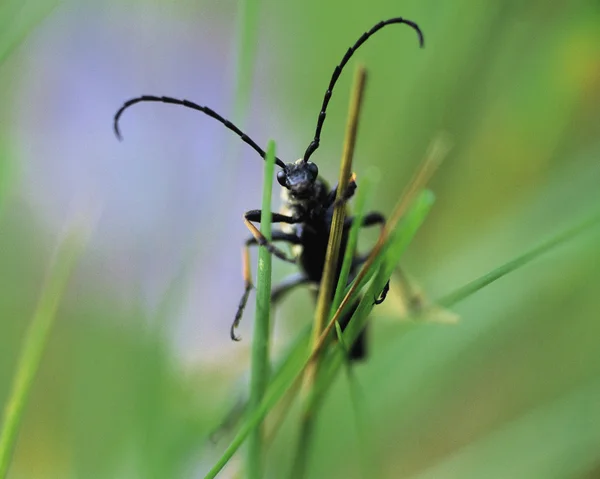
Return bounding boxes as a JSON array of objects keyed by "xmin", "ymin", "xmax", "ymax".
[{"xmin": 113, "ymin": 17, "xmax": 424, "ymax": 360}]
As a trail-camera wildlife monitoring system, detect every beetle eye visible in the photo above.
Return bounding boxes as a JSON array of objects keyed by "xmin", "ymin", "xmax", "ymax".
[
  {"xmin": 277, "ymin": 170, "xmax": 287, "ymax": 187},
  {"xmin": 307, "ymin": 162, "xmax": 319, "ymax": 180}
]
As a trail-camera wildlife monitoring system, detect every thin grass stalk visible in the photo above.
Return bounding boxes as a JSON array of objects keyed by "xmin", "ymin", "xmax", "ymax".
[
  {"xmin": 310, "ymin": 191, "xmax": 436, "ymax": 410},
  {"xmin": 334, "ymin": 322, "xmax": 371, "ymax": 479},
  {"xmin": 436, "ymin": 211, "xmax": 600, "ymax": 308},
  {"xmin": 0, "ymin": 224, "xmax": 88, "ymax": 479},
  {"xmin": 311, "ymin": 134, "xmax": 450, "ymax": 360},
  {"xmin": 328, "ymin": 173, "xmax": 374, "ymax": 478},
  {"xmin": 209, "ymin": 324, "xmax": 312, "ymax": 446},
  {"xmin": 330, "ymin": 172, "xmax": 373, "ymax": 315},
  {"xmin": 246, "ymin": 140, "xmax": 276, "ymax": 479},
  {"xmin": 204, "ymin": 208, "xmax": 600, "ymax": 479},
  {"xmin": 345, "ymin": 191, "xmax": 436, "ymax": 342},
  {"xmin": 307, "ymin": 65, "xmax": 368, "ymax": 380},
  {"xmin": 291, "ymin": 65, "xmax": 368, "ymax": 479}
]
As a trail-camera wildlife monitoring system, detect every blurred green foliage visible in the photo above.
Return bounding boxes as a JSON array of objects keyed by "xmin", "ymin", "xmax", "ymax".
[{"xmin": 1, "ymin": 0, "xmax": 599, "ymax": 478}]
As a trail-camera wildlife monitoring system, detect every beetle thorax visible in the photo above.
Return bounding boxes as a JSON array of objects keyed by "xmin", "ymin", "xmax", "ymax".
[{"xmin": 280, "ymin": 176, "xmax": 329, "ymax": 218}]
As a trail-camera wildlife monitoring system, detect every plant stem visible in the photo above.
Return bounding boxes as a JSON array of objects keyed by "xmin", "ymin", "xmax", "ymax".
[
  {"xmin": 308, "ymin": 65, "xmax": 368, "ymax": 375},
  {"xmin": 246, "ymin": 140, "xmax": 276, "ymax": 479},
  {"xmin": 331, "ymin": 171, "xmax": 373, "ymax": 315},
  {"xmin": 311, "ymin": 191, "xmax": 436, "ymax": 410},
  {"xmin": 311, "ymin": 135, "xmax": 449, "ymax": 362},
  {"xmin": 292, "ymin": 65, "xmax": 368, "ymax": 479},
  {"xmin": 437, "ymin": 212, "xmax": 600, "ymax": 308}
]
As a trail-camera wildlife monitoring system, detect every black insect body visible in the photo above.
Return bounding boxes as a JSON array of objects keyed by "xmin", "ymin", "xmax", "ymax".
[
  {"xmin": 113, "ymin": 17, "xmax": 424, "ymax": 360},
  {"xmin": 274, "ymin": 167, "xmax": 388, "ymax": 358}
]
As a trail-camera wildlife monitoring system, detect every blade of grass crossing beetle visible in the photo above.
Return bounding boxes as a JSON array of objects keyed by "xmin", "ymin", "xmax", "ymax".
[
  {"xmin": 341, "ymin": 190, "xmax": 435, "ymax": 355},
  {"xmin": 247, "ymin": 140, "xmax": 276, "ymax": 479},
  {"xmin": 310, "ymin": 190, "xmax": 435, "ymax": 408},
  {"xmin": 293, "ymin": 65, "xmax": 368, "ymax": 479},
  {"xmin": 330, "ymin": 173, "xmax": 373, "ymax": 316}
]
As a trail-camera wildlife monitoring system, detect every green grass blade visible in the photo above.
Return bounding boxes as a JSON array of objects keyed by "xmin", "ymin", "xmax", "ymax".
[
  {"xmin": 330, "ymin": 172, "xmax": 373, "ymax": 315},
  {"xmin": 330, "ymin": 137, "xmax": 447, "ymax": 333},
  {"xmin": 247, "ymin": 140, "xmax": 276, "ymax": 479},
  {"xmin": 204, "ymin": 347, "xmax": 307, "ymax": 479},
  {"xmin": 292, "ymin": 66, "xmax": 367, "ymax": 479},
  {"xmin": 312, "ymin": 190, "xmax": 435, "ymax": 407},
  {"xmin": 334, "ymin": 321, "xmax": 370, "ymax": 479},
  {"xmin": 343, "ymin": 190, "xmax": 435, "ymax": 345},
  {"xmin": 0, "ymin": 223, "xmax": 88, "ymax": 479},
  {"xmin": 437, "ymin": 211, "xmax": 600, "ymax": 308},
  {"xmin": 309, "ymin": 65, "xmax": 368, "ymax": 365},
  {"xmin": 208, "ymin": 322, "xmax": 312, "ymax": 447}
]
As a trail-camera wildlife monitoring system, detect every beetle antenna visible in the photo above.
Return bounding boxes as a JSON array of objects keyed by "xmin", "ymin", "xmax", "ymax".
[
  {"xmin": 302, "ymin": 17, "xmax": 424, "ymax": 163},
  {"xmin": 113, "ymin": 95, "xmax": 286, "ymax": 168}
]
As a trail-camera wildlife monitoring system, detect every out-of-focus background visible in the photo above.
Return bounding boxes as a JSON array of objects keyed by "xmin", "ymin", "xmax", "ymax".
[{"xmin": 1, "ymin": 0, "xmax": 599, "ymax": 477}]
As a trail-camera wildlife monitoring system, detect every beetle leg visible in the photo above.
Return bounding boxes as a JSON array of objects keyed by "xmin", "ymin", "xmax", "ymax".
[
  {"xmin": 231, "ymin": 229, "xmax": 302, "ymax": 341},
  {"xmin": 243, "ymin": 210, "xmax": 302, "ymax": 264}
]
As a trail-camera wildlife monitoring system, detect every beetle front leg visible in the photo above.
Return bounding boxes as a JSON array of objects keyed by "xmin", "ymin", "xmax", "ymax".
[
  {"xmin": 231, "ymin": 228, "xmax": 302, "ymax": 341},
  {"xmin": 243, "ymin": 210, "xmax": 302, "ymax": 264}
]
